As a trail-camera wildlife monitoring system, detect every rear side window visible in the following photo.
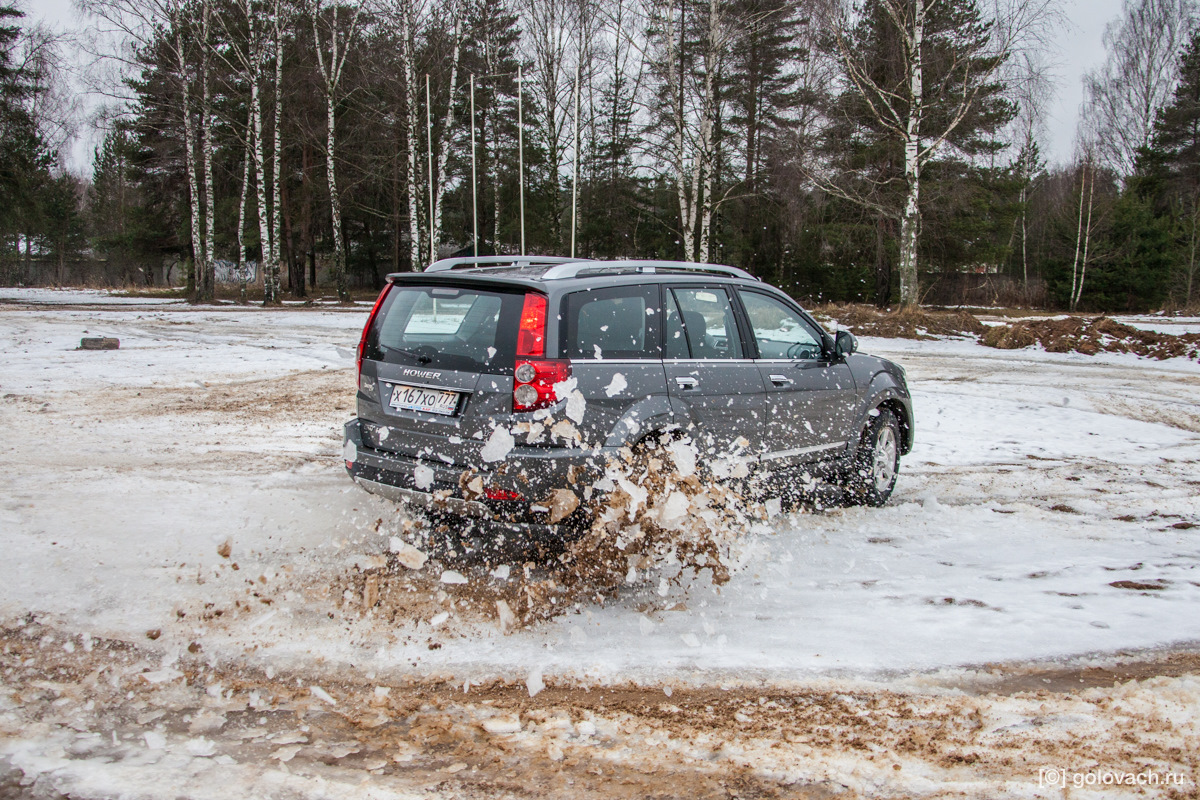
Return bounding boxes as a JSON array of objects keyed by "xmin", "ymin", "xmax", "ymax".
[
  {"xmin": 561, "ymin": 285, "xmax": 660, "ymax": 359},
  {"xmin": 365, "ymin": 284, "xmax": 522, "ymax": 373},
  {"xmin": 665, "ymin": 286, "xmax": 745, "ymax": 359}
]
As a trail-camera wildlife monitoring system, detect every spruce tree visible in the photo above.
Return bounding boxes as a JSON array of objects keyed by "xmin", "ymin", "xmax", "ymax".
[{"xmin": 1141, "ymin": 29, "xmax": 1200, "ymax": 306}]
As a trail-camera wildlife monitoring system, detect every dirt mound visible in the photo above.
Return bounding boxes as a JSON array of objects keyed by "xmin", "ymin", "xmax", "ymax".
[
  {"xmin": 982, "ymin": 316, "xmax": 1200, "ymax": 360},
  {"xmin": 813, "ymin": 303, "xmax": 985, "ymax": 339}
]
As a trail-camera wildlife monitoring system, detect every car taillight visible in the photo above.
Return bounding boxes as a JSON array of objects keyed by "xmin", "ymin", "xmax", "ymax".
[
  {"xmin": 513, "ymin": 358, "xmax": 571, "ymax": 411},
  {"xmin": 357, "ymin": 283, "xmax": 393, "ymax": 387},
  {"xmin": 513, "ymin": 292, "xmax": 569, "ymax": 411},
  {"xmin": 484, "ymin": 487, "xmax": 523, "ymax": 501}
]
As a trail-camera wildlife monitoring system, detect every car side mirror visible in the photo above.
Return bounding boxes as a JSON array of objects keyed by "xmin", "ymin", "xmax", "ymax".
[{"xmin": 834, "ymin": 330, "xmax": 857, "ymax": 358}]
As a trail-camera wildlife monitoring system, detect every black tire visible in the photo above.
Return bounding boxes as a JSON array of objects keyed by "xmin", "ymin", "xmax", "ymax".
[{"xmin": 845, "ymin": 407, "xmax": 900, "ymax": 507}]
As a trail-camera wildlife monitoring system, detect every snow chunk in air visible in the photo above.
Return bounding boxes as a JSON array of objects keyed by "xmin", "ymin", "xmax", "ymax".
[
  {"xmin": 480, "ymin": 426, "xmax": 515, "ymax": 462},
  {"xmin": 604, "ymin": 372, "xmax": 627, "ymax": 397},
  {"xmin": 413, "ymin": 464, "xmax": 434, "ymax": 490}
]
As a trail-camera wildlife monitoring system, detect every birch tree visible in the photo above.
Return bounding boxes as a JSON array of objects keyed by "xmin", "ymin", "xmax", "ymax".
[
  {"xmin": 80, "ymin": 0, "xmax": 210, "ymax": 297},
  {"xmin": 1083, "ymin": 0, "xmax": 1197, "ymax": 177},
  {"xmin": 169, "ymin": 1, "xmax": 206, "ymax": 298},
  {"xmin": 311, "ymin": 0, "xmax": 362, "ymax": 300},
  {"xmin": 1007, "ymin": 50, "xmax": 1052, "ymax": 287},
  {"xmin": 650, "ymin": 0, "xmax": 732, "ymax": 262},
  {"xmin": 429, "ymin": 4, "xmax": 465, "ymax": 263},
  {"xmin": 199, "ymin": 0, "xmax": 216, "ymax": 302},
  {"xmin": 270, "ymin": 0, "xmax": 284, "ymax": 293},
  {"xmin": 818, "ymin": 0, "xmax": 1055, "ymax": 306}
]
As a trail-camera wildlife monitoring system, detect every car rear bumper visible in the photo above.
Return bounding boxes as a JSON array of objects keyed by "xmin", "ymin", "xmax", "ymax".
[{"xmin": 342, "ymin": 418, "xmax": 610, "ymax": 532}]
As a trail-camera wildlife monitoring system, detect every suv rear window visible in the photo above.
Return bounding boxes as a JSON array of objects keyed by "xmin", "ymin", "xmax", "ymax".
[
  {"xmin": 365, "ymin": 284, "xmax": 523, "ymax": 373},
  {"xmin": 561, "ymin": 285, "xmax": 660, "ymax": 359}
]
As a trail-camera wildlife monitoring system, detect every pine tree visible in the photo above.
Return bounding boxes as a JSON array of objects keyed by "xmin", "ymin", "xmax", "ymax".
[
  {"xmin": 1, "ymin": 4, "xmax": 53, "ymax": 267},
  {"xmin": 1141, "ymin": 29, "xmax": 1200, "ymax": 306},
  {"xmin": 818, "ymin": 0, "xmax": 1016, "ymax": 305}
]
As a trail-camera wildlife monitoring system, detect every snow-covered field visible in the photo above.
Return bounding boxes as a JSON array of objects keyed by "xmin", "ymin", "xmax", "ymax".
[{"xmin": 1, "ymin": 289, "xmax": 1197, "ymax": 798}]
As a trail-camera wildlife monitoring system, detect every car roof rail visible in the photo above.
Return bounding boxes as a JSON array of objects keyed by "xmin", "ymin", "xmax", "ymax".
[
  {"xmin": 425, "ymin": 255, "xmax": 583, "ymax": 273},
  {"xmin": 540, "ymin": 259, "xmax": 759, "ymax": 281}
]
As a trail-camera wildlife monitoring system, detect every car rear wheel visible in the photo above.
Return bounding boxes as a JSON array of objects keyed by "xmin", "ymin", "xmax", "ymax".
[{"xmin": 846, "ymin": 407, "xmax": 900, "ymax": 506}]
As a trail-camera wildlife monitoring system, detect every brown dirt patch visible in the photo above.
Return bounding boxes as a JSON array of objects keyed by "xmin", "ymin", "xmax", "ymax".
[
  {"xmin": 982, "ymin": 316, "xmax": 1200, "ymax": 360},
  {"xmin": 812, "ymin": 303, "xmax": 986, "ymax": 339},
  {"xmin": 3, "ymin": 618, "xmax": 1199, "ymax": 799}
]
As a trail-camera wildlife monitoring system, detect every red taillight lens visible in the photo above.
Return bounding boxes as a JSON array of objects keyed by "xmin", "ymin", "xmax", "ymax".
[
  {"xmin": 484, "ymin": 487, "xmax": 523, "ymax": 501},
  {"xmin": 512, "ymin": 358, "xmax": 571, "ymax": 412},
  {"xmin": 516, "ymin": 293, "xmax": 547, "ymax": 357},
  {"xmin": 512, "ymin": 292, "xmax": 564, "ymax": 412},
  {"xmin": 358, "ymin": 283, "xmax": 393, "ymax": 387}
]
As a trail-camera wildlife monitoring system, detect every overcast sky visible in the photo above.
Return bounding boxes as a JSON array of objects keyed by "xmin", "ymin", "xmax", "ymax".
[{"xmin": 23, "ymin": 0, "xmax": 1126, "ymax": 173}]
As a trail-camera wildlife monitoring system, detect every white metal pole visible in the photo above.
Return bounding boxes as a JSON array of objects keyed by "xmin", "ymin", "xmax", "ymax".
[
  {"xmin": 517, "ymin": 65, "xmax": 525, "ymax": 255},
  {"xmin": 571, "ymin": 56, "xmax": 581, "ymax": 259},
  {"xmin": 470, "ymin": 73, "xmax": 478, "ymax": 256},
  {"xmin": 426, "ymin": 74, "xmax": 434, "ymax": 266}
]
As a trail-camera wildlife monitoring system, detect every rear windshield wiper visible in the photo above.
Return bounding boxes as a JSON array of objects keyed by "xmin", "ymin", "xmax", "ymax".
[{"xmin": 380, "ymin": 343, "xmax": 433, "ymax": 364}]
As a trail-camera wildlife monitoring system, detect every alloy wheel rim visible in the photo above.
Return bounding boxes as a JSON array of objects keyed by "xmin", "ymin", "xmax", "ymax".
[{"xmin": 873, "ymin": 426, "xmax": 897, "ymax": 492}]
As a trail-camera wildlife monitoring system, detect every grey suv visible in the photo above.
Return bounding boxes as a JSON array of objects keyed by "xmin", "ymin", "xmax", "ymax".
[{"xmin": 343, "ymin": 257, "xmax": 913, "ymax": 536}]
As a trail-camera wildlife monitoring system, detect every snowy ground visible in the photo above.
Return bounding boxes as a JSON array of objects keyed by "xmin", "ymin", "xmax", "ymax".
[{"xmin": 1, "ymin": 289, "xmax": 1198, "ymax": 798}]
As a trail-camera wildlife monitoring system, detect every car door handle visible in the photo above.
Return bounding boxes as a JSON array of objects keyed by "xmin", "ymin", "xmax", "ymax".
[
  {"xmin": 675, "ymin": 376, "xmax": 698, "ymax": 389},
  {"xmin": 769, "ymin": 374, "xmax": 794, "ymax": 386}
]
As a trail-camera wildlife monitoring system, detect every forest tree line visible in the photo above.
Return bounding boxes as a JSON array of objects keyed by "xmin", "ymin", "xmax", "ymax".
[{"xmin": 3, "ymin": 0, "xmax": 1200, "ymax": 310}]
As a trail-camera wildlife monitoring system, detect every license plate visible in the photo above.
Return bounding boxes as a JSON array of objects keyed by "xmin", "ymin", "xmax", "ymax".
[{"xmin": 386, "ymin": 383, "xmax": 461, "ymax": 416}]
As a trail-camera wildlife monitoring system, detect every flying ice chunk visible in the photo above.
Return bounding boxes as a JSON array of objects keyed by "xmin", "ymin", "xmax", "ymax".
[
  {"xmin": 310, "ymin": 686, "xmax": 337, "ymax": 706},
  {"xmin": 526, "ymin": 667, "xmax": 545, "ymax": 697},
  {"xmin": 481, "ymin": 427, "xmax": 515, "ymax": 462},
  {"xmin": 413, "ymin": 464, "xmax": 434, "ymax": 490},
  {"xmin": 143, "ymin": 731, "xmax": 167, "ymax": 750},
  {"xmin": 482, "ymin": 717, "xmax": 522, "ymax": 734},
  {"xmin": 429, "ymin": 612, "xmax": 450, "ymax": 627},
  {"xmin": 185, "ymin": 737, "xmax": 217, "ymax": 757},
  {"xmin": 554, "ymin": 376, "xmax": 586, "ymax": 423},
  {"xmin": 680, "ymin": 633, "xmax": 701, "ymax": 648},
  {"xmin": 496, "ymin": 600, "xmax": 517, "ymax": 633},
  {"xmin": 440, "ymin": 570, "xmax": 469, "ymax": 584},
  {"xmin": 389, "ymin": 538, "xmax": 428, "ymax": 570},
  {"xmin": 604, "ymin": 373, "xmax": 627, "ymax": 398},
  {"xmin": 657, "ymin": 491, "xmax": 691, "ymax": 528},
  {"xmin": 491, "ymin": 564, "xmax": 511, "ymax": 581},
  {"xmin": 667, "ymin": 440, "xmax": 696, "ymax": 478},
  {"xmin": 764, "ymin": 497, "xmax": 782, "ymax": 518}
]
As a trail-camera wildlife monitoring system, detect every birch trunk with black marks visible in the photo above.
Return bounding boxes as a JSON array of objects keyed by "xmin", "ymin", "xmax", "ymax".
[
  {"xmin": 250, "ymin": 15, "xmax": 275, "ymax": 306},
  {"xmin": 401, "ymin": 4, "xmax": 422, "ymax": 269},
  {"xmin": 237, "ymin": 112, "xmax": 251, "ymax": 303},
  {"xmin": 1075, "ymin": 164, "xmax": 1094, "ymax": 311},
  {"xmin": 200, "ymin": 0, "xmax": 215, "ymax": 303},
  {"xmin": 1073, "ymin": 163, "xmax": 1096, "ymax": 310},
  {"xmin": 172, "ymin": 13, "xmax": 205, "ymax": 299},
  {"xmin": 430, "ymin": 13, "xmax": 463, "ymax": 262},
  {"xmin": 312, "ymin": 0, "xmax": 361, "ymax": 299},
  {"xmin": 897, "ymin": 0, "xmax": 924, "ymax": 308},
  {"xmin": 696, "ymin": 0, "xmax": 721, "ymax": 264},
  {"xmin": 270, "ymin": 0, "xmax": 284, "ymax": 288}
]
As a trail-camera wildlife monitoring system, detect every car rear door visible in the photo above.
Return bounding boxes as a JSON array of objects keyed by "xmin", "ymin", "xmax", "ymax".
[
  {"xmin": 662, "ymin": 285, "xmax": 765, "ymax": 459},
  {"xmin": 559, "ymin": 284, "xmax": 666, "ymax": 446},
  {"xmin": 735, "ymin": 288, "xmax": 857, "ymax": 464}
]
